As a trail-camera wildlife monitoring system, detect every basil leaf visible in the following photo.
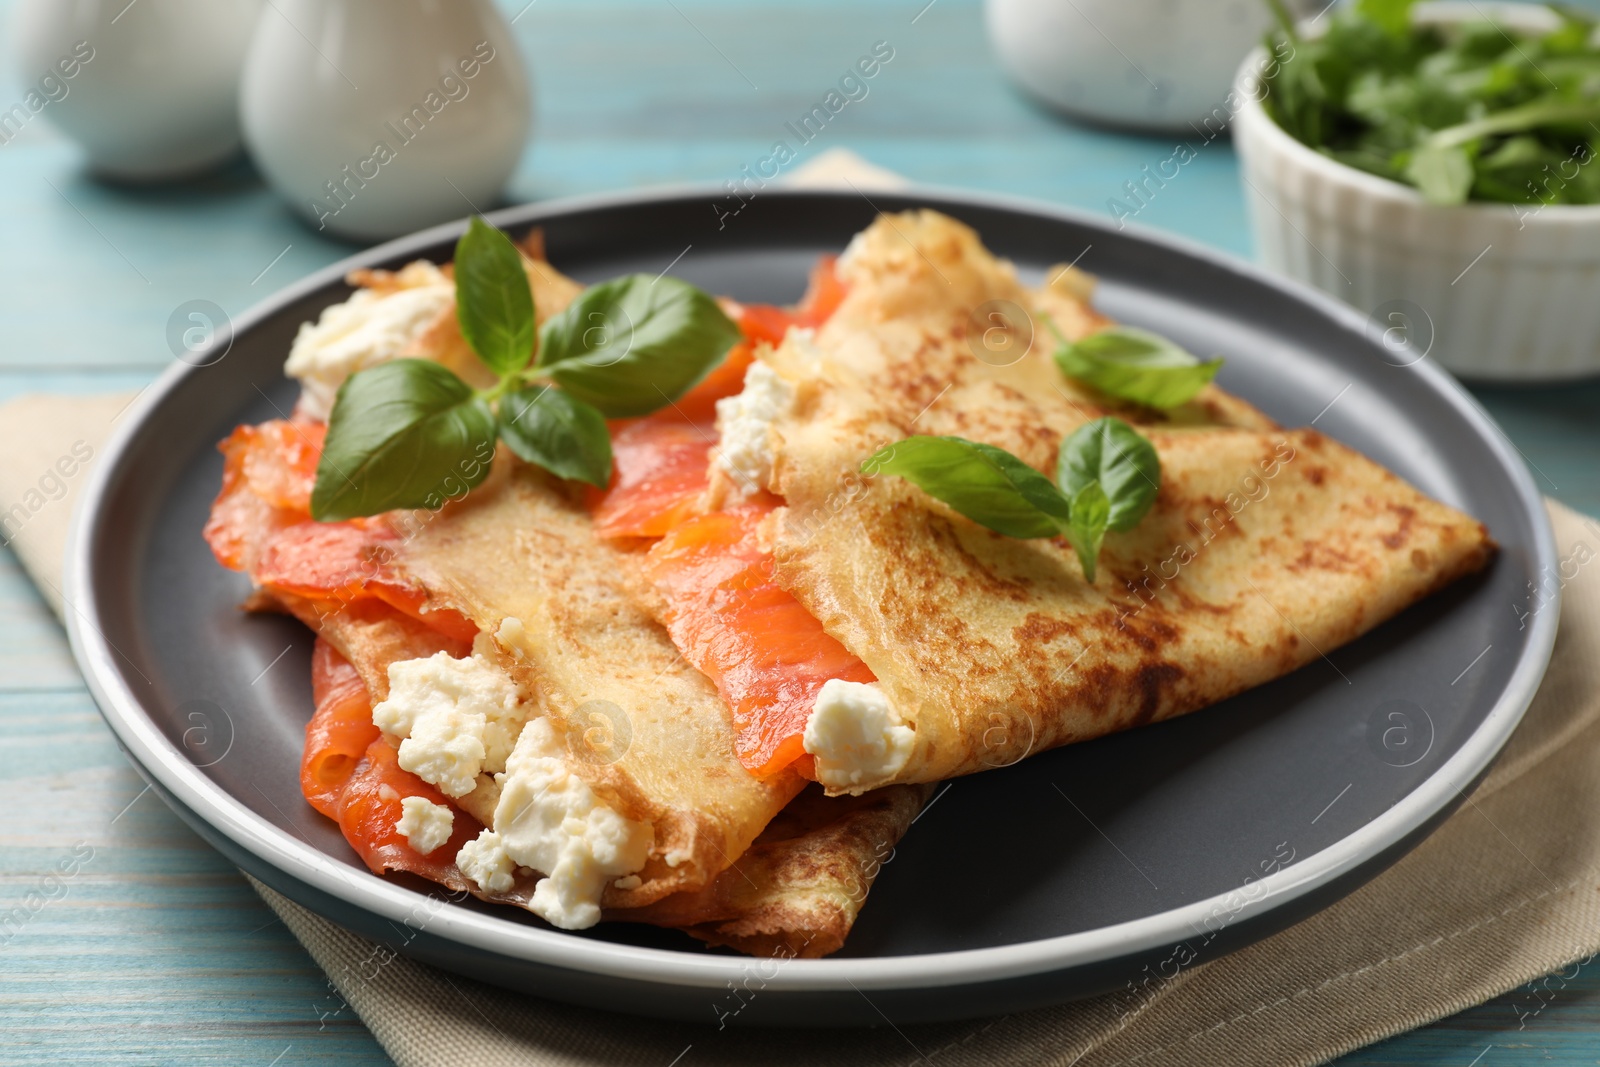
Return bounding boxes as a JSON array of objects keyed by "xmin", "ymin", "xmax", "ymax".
[
  {"xmin": 311, "ymin": 359, "xmax": 496, "ymax": 521},
  {"xmin": 538, "ymin": 274, "xmax": 741, "ymax": 418},
  {"xmin": 1055, "ymin": 327, "xmax": 1222, "ymax": 409},
  {"xmin": 1056, "ymin": 417, "xmax": 1161, "ymax": 533},
  {"xmin": 861, "ymin": 435, "xmax": 1070, "ymax": 539},
  {"xmin": 498, "ymin": 384, "xmax": 614, "ymax": 488},
  {"xmin": 1404, "ymin": 143, "xmax": 1474, "ymax": 205},
  {"xmin": 1064, "ymin": 480, "xmax": 1110, "ymax": 583},
  {"xmin": 454, "ymin": 216, "xmax": 535, "ymax": 377}
]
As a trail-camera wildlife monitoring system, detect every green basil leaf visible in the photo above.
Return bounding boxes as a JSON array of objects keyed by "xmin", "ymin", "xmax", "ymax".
[
  {"xmin": 498, "ymin": 384, "xmax": 614, "ymax": 488},
  {"xmin": 1056, "ymin": 417, "xmax": 1161, "ymax": 533},
  {"xmin": 454, "ymin": 216, "xmax": 535, "ymax": 377},
  {"xmin": 538, "ymin": 273, "xmax": 742, "ymax": 418},
  {"xmin": 311, "ymin": 359, "xmax": 497, "ymax": 521},
  {"xmin": 1055, "ymin": 327, "xmax": 1223, "ymax": 409},
  {"xmin": 1404, "ymin": 142, "xmax": 1475, "ymax": 204},
  {"xmin": 1064, "ymin": 480, "xmax": 1110, "ymax": 582},
  {"xmin": 861, "ymin": 435, "xmax": 1070, "ymax": 539}
]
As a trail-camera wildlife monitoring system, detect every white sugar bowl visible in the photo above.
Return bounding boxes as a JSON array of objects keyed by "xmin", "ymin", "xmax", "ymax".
[
  {"xmin": 9, "ymin": 0, "xmax": 262, "ymax": 179},
  {"xmin": 240, "ymin": 0, "xmax": 532, "ymax": 241}
]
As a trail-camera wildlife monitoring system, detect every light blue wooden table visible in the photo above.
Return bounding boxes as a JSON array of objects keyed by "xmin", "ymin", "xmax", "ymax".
[{"xmin": 4, "ymin": 2, "xmax": 1599, "ymax": 1064}]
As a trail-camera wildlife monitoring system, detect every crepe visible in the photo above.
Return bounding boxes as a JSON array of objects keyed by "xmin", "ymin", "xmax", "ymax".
[
  {"xmin": 207, "ymin": 244, "xmax": 928, "ymax": 954},
  {"xmin": 616, "ymin": 781, "xmax": 933, "ymax": 958},
  {"xmin": 740, "ymin": 211, "xmax": 1494, "ymax": 791},
  {"xmin": 289, "ymin": 596, "xmax": 926, "ymax": 958},
  {"xmin": 389, "ymin": 462, "xmax": 809, "ymax": 909}
]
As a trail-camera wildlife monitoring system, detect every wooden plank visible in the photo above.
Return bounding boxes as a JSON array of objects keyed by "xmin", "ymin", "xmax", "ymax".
[{"xmin": 0, "ymin": 692, "xmax": 389, "ymax": 1065}]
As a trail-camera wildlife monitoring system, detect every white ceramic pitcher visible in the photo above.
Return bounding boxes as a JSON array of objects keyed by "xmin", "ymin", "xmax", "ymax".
[
  {"xmin": 9, "ymin": 0, "xmax": 262, "ymax": 179},
  {"xmin": 239, "ymin": 0, "xmax": 532, "ymax": 240}
]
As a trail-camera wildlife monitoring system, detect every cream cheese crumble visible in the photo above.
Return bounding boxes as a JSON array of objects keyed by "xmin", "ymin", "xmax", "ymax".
[
  {"xmin": 369, "ymin": 626, "xmax": 652, "ymax": 930},
  {"xmin": 284, "ymin": 261, "xmax": 452, "ymax": 420},
  {"xmin": 371, "ymin": 635, "xmax": 526, "ymax": 798},
  {"xmin": 713, "ymin": 361, "xmax": 794, "ymax": 497},
  {"xmin": 802, "ymin": 679, "xmax": 916, "ymax": 793},
  {"xmin": 485, "ymin": 717, "xmax": 654, "ymax": 930},
  {"xmin": 455, "ymin": 831, "xmax": 516, "ymax": 895},
  {"xmin": 395, "ymin": 796, "xmax": 454, "ymax": 856}
]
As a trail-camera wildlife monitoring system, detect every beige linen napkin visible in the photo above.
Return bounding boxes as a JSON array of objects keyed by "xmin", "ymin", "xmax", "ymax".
[{"xmin": 7, "ymin": 157, "xmax": 1600, "ymax": 1065}]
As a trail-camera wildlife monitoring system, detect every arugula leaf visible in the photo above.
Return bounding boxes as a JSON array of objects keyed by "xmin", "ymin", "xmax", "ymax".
[
  {"xmin": 1261, "ymin": 0, "xmax": 1600, "ymax": 206},
  {"xmin": 538, "ymin": 274, "xmax": 741, "ymax": 417},
  {"xmin": 1056, "ymin": 417, "xmax": 1162, "ymax": 533},
  {"xmin": 1064, "ymin": 481, "xmax": 1111, "ymax": 582},
  {"xmin": 498, "ymin": 384, "xmax": 613, "ymax": 488},
  {"xmin": 1357, "ymin": 0, "xmax": 1415, "ymax": 36},
  {"xmin": 454, "ymin": 216, "xmax": 535, "ymax": 377},
  {"xmin": 861, "ymin": 420, "xmax": 1162, "ymax": 581},
  {"xmin": 1055, "ymin": 327, "xmax": 1223, "ymax": 409},
  {"xmin": 861, "ymin": 435, "xmax": 1070, "ymax": 539},
  {"xmin": 311, "ymin": 359, "xmax": 496, "ymax": 522},
  {"xmin": 1426, "ymin": 99, "xmax": 1600, "ymax": 148},
  {"xmin": 1404, "ymin": 142, "xmax": 1476, "ymax": 203}
]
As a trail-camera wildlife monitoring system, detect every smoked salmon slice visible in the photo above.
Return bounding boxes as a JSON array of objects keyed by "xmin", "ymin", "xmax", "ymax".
[
  {"xmin": 301, "ymin": 639, "xmax": 381, "ymax": 819},
  {"xmin": 205, "ymin": 421, "xmax": 478, "ymax": 644},
  {"xmin": 590, "ymin": 420, "xmax": 717, "ymax": 540},
  {"xmin": 338, "ymin": 737, "xmax": 485, "ymax": 891},
  {"xmin": 589, "ymin": 266, "xmax": 842, "ymax": 538},
  {"xmin": 253, "ymin": 520, "xmax": 478, "ymax": 643},
  {"xmin": 301, "ymin": 639, "xmax": 484, "ymax": 888},
  {"xmin": 643, "ymin": 503, "xmax": 876, "ymax": 777},
  {"xmin": 592, "ymin": 254, "xmax": 873, "ymax": 779}
]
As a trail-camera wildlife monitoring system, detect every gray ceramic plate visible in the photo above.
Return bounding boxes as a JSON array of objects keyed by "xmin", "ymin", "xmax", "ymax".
[{"xmin": 64, "ymin": 187, "xmax": 1557, "ymax": 1027}]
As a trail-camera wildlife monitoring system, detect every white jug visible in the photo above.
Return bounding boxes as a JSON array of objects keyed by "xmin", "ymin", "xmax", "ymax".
[
  {"xmin": 239, "ymin": 0, "xmax": 532, "ymax": 241},
  {"xmin": 9, "ymin": 0, "xmax": 262, "ymax": 179}
]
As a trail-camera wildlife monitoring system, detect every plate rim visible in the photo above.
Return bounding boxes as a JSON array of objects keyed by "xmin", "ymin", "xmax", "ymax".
[{"xmin": 63, "ymin": 182, "xmax": 1560, "ymax": 994}]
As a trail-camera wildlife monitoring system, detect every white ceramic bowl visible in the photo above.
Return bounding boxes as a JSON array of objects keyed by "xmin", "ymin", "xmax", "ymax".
[
  {"xmin": 987, "ymin": 0, "xmax": 1277, "ymax": 132},
  {"xmin": 1232, "ymin": 3, "xmax": 1600, "ymax": 381}
]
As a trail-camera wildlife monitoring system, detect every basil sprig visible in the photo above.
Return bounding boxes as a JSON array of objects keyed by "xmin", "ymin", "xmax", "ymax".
[
  {"xmin": 861, "ymin": 417, "xmax": 1160, "ymax": 581},
  {"xmin": 538, "ymin": 275, "xmax": 743, "ymax": 417},
  {"xmin": 310, "ymin": 217, "xmax": 738, "ymax": 520},
  {"xmin": 1053, "ymin": 325, "xmax": 1222, "ymax": 410}
]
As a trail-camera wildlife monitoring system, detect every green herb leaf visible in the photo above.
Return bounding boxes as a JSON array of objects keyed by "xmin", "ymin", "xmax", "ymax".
[
  {"xmin": 862, "ymin": 424, "xmax": 1162, "ymax": 582},
  {"xmin": 453, "ymin": 217, "xmax": 536, "ymax": 377},
  {"xmin": 1056, "ymin": 417, "xmax": 1162, "ymax": 533},
  {"xmin": 1064, "ymin": 480, "xmax": 1111, "ymax": 582},
  {"xmin": 1261, "ymin": 0, "xmax": 1600, "ymax": 208},
  {"xmin": 1356, "ymin": 0, "xmax": 1415, "ymax": 36},
  {"xmin": 1404, "ymin": 142, "xmax": 1476, "ymax": 203},
  {"xmin": 860, "ymin": 435, "xmax": 1070, "ymax": 539},
  {"xmin": 538, "ymin": 274, "xmax": 742, "ymax": 418},
  {"xmin": 497, "ymin": 384, "xmax": 614, "ymax": 488},
  {"xmin": 1055, "ymin": 327, "xmax": 1223, "ymax": 409},
  {"xmin": 311, "ymin": 359, "xmax": 496, "ymax": 521}
]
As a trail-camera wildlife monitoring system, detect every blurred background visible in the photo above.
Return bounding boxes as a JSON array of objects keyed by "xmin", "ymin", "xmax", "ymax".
[
  {"xmin": 0, "ymin": 0, "xmax": 1269, "ymax": 378},
  {"xmin": 3, "ymin": 0, "xmax": 1598, "ymax": 511}
]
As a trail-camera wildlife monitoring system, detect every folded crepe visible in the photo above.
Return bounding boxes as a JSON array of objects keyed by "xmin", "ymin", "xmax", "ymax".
[
  {"xmin": 635, "ymin": 210, "xmax": 1494, "ymax": 795},
  {"xmin": 205, "ymin": 238, "xmax": 927, "ymax": 954},
  {"xmin": 296, "ymin": 610, "xmax": 928, "ymax": 958}
]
